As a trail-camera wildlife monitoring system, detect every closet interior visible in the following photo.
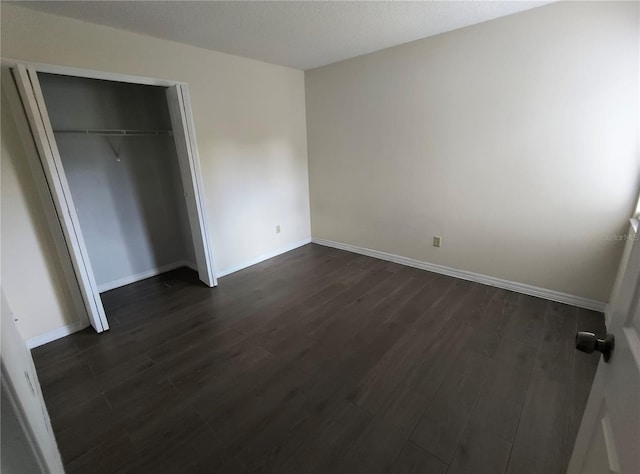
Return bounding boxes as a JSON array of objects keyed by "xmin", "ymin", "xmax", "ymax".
[{"xmin": 38, "ymin": 73, "xmax": 198, "ymax": 300}]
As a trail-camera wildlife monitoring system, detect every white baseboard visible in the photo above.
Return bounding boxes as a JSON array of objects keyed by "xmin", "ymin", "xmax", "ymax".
[
  {"xmin": 28, "ymin": 260, "xmax": 198, "ymax": 348},
  {"xmin": 312, "ymin": 238, "xmax": 607, "ymax": 313},
  {"xmin": 26, "ymin": 320, "xmax": 89, "ymax": 349},
  {"xmin": 183, "ymin": 261, "xmax": 198, "ymax": 272},
  {"xmin": 217, "ymin": 238, "xmax": 312, "ymax": 278},
  {"xmin": 97, "ymin": 260, "xmax": 196, "ymax": 292}
]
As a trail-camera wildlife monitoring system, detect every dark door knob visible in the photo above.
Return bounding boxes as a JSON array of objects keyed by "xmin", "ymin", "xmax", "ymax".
[{"xmin": 575, "ymin": 332, "xmax": 615, "ymax": 362}]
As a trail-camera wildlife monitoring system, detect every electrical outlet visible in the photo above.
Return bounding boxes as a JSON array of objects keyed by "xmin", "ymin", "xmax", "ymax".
[
  {"xmin": 433, "ymin": 236, "xmax": 441, "ymax": 248},
  {"xmin": 276, "ymin": 225, "xmax": 281, "ymax": 234}
]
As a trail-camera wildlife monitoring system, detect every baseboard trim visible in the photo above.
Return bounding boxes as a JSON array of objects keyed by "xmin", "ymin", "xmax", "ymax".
[
  {"xmin": 183, "ymin": 261, "xmax": 198, "ymax": 272},
  {"xmin": 97, "ymin": 260, "xmax": 196, "ymax": 292},
  {"xmin": 312, "ymin": 238, "xmax": 607, "ymax": 312},
  {"xmin": 29, "ymin": 260, "xmax": 199, "ymax": 348},
  {"xmin": 26, "ymin": 320, "xmax": 89, "ymax": 349},
  {"xmin": 218, "ymin": 238, "xmax": 312, "ymax": 278}
]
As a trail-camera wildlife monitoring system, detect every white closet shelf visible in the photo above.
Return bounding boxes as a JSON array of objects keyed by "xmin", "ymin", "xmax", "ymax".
[{"xmin": 53, "ymin": 129, "xmax": 173, "ymax": 136}]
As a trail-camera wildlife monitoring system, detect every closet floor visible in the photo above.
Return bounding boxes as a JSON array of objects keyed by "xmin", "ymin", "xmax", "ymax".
[{"xmin": 32, "ymin": 243, "xmax": 603, "ymax": 474}]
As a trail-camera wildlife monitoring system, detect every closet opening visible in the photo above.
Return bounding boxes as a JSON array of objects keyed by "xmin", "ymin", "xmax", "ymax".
[{"xmin": 5, "ymin": 62, "xmax": 217, "ymax": 334}]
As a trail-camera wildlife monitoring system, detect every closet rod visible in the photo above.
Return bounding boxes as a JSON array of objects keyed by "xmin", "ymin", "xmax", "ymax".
[{"xmin": 53, "ymin": 129, "xmax": 173, "ymax": 136}]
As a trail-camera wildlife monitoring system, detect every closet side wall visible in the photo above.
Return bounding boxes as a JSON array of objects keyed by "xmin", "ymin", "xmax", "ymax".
[{"xmin": 38, "ymin": 74, "xmax": 195, "ymax": 289}]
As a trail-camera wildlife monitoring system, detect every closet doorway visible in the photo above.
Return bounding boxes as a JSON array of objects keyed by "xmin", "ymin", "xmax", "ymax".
[{"xmin": 3, "ymin": 62, "xmax": 217, "ymax": 334}]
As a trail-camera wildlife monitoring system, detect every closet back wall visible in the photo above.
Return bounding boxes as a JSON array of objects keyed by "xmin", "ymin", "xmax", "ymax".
[{"xmin": 39, "ymin": 74, "xmax": 195, "ymax": 290}]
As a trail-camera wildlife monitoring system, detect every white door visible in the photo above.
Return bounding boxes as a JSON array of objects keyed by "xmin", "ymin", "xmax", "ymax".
[
  {"xmin": 11, "ymin": 64, "xmax": 109, "ymax": 333},
  {"xmin": 1, "ymin": 289, "xmax": 65, "ymax": 473},
  {"xmin": 165, "ymin": 85, "xmax": 217, "ymax": 287},
  {"xmin": 568, "ymin": 219, "xmax": 640, "ymax": 474}
]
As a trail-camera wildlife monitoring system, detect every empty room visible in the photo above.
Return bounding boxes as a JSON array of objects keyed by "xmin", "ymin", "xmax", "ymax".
[{"xmin": 1, "ymin": 1, "xmax": 638, "ymax": 473}]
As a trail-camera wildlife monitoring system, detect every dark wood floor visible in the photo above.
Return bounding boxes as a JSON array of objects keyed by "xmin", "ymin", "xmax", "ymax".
[{"xmin": 32, "ymin": 244, "xmax": 605, "ymax": 474}]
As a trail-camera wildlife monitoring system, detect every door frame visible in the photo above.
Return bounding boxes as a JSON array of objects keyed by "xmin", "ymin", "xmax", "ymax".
[
  {"xmin": 1, "ymin": 58, "xmax": 218, "ymax": 333},
  {"xmin": 165, "ymin": 84, "xmax": 217, "ymax": 288}
]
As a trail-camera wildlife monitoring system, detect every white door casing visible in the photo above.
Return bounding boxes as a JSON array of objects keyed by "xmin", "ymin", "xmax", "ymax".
[
  {"xmin": 2, "ymin": 65, "xmax": 91, "ymax": 331},
  {"xmin": 165, "ymin": 84, "xmax": 217, "ymax": 287},
  {"xmin": 6, "ymin": 60, "xmax": 217, "ymax": 336},
  {"xmin": 568, "ymin": 219, "xmax": 640, "ymax": 474},
  {"xmin": 11, "ymin": 64, "xmax": 109, "ymax": 332}
]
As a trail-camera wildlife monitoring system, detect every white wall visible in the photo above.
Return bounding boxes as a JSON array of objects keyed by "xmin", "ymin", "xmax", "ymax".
[
  {"xmin": 39, "ymin": 73, "xmax": 195, "ymax": 289},
  {"xmin": 1, "ymin": 4, "xmax": 310, "ymax": 340},
  {"xmin": 306, "ymin": 1, "xmax": 639, "ymax": 303}
]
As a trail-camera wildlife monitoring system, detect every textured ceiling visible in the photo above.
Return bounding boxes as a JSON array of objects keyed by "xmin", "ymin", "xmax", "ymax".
[{"xmin": 15, "ymin": 1, "xmax": 554, "ymax": 70}]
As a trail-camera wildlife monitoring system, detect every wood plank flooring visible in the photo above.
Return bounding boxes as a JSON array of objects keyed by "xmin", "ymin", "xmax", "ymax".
[{"xmin": 31, "ymin": 244, "xmax": 605, "ymax": 474}]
